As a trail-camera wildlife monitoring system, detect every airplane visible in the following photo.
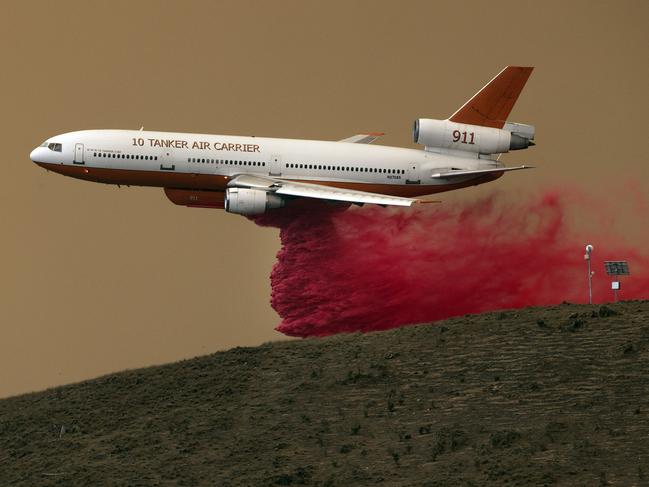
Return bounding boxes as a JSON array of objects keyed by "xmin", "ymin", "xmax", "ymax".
[{"xmin": 30, "ymin": 66, "xmax": 535, "ymax": 216}]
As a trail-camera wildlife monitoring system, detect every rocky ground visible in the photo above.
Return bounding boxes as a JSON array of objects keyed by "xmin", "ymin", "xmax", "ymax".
[{"xmin": 1, "ymin": 302, "xmax": 648, "ymax": 486}]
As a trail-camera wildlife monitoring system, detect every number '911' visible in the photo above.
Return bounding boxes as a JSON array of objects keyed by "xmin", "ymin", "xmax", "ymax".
[{"xmin": 452, "ymin": 130, "xmax": 475, "ymax": 145}]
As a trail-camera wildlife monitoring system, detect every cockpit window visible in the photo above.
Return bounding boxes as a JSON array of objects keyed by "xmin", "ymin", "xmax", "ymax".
[{"xmin": 47, "ymin": 143, "xmax": 62, "ymax": 152}]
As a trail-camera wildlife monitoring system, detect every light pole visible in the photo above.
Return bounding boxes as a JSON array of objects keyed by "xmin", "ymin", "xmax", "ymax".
[{"xmin": 584, "ymin": 244, "xmax": 594, "ymax": 304}]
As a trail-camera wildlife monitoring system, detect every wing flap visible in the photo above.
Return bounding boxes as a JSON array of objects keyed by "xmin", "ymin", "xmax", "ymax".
[{"xmin": 275, "ymin": 181, "xmax": 416, "ymax": 207}]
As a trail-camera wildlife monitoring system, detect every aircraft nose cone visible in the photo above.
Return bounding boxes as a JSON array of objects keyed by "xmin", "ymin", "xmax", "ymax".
[{"xmin": 30, "ymin": 147, "xmax": 48, "ymax": 169}]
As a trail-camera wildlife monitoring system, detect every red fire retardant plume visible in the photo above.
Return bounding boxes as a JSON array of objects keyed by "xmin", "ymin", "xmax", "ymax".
[{"xmin": 250, "ymin": 191, "xmax": 649, "ymax": 337}]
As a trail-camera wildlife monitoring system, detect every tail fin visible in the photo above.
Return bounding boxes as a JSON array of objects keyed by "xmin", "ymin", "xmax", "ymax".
[{"xmin": 449, "ymin": 66, "xmax": 533, "ymax": 128}]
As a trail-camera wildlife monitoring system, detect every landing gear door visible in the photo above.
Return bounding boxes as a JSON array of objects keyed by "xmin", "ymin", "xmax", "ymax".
[
  {"xmin": 406, "ymin": 163, "xmax": 420, "ymax": 184},
  {"xmin": 269, "ymin": 155, "xmax": 282, "ymax": 176},
  {"xmin": 74, "ymin": 143, "xmax": 84, "ymax": 165}
]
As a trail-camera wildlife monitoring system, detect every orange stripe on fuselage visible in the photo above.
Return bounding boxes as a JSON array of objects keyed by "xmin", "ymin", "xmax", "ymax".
[{"xmin": 34, "ymin": 162, "xmax": 503, "ymax": 198}]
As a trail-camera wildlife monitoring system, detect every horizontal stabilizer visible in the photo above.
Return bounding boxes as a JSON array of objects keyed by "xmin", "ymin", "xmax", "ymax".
[{"xmin": 431, "ymin": 165, "xmax": 533, "ymax": 179}]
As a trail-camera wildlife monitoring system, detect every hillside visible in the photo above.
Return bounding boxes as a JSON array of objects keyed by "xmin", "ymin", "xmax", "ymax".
[{"xmin": 1, "ymin": 302, "xmax": 648, "ymax": 486}]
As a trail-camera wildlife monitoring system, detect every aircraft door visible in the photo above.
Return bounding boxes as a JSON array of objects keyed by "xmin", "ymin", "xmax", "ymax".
[
  {"xmin": 74, "ymin": 143, "xmax": 85, "ymax": 165},
  {"xmin": 159, "ymin": 149, "xmax": 178, "ymax": 173},
  {"xmin": 269, "ymin": 155, "xmax": 282, "ymax": 176},
  {"xmin": 406, "ymin": 162, "xmax": 420, "ymax": 184}
]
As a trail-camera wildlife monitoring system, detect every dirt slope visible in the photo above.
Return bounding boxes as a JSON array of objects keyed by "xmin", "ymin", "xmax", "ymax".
[{"xmin": 1, "ymin": 302, "xmax": 648, "ymax": 486}]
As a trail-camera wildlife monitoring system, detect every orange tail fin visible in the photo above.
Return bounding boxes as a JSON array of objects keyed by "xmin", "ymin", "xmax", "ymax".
[{"xmin": 449, "ymin": 66, "xmax": 533, "ymax": 128}]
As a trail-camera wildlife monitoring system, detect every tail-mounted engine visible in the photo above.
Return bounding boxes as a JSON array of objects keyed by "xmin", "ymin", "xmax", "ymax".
[
  {"xmin": 413, "ymin": 118, "xmax": 535, "ymax": 155},
  {"xmin": 225, "ymin": 188, "xmax": 285, "ymax": 216}
]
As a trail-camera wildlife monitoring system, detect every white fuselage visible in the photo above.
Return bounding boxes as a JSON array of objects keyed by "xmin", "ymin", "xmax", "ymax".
[{"xmin": 30, "ymin": 129, "xmax": 504, "ymax": 199}]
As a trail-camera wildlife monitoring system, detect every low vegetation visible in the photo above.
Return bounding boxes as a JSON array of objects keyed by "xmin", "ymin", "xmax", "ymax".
[{"xmin": 1, "ymin": 302, "xmax": 648, "ymax": 485}]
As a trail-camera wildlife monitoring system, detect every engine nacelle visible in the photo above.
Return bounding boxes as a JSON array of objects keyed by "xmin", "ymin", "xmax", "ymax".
[
  {"xmin": 413, "ymin": 119, "xmax": 534, "ymax": 154},
  {"xmin": 224, "ymin": 188, "xmax": 285, "ymax": 216}
]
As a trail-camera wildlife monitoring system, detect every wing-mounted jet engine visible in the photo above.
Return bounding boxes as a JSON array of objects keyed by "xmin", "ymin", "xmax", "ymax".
[{"xmin": 224, "ymin": 187, "xmax": 285, "ymax": 216}]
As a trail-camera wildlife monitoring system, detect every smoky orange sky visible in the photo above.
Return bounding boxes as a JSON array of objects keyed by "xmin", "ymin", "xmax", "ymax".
[{"xmin": 1, "ymin": 0, "xmax": 648, "ymax": 398}]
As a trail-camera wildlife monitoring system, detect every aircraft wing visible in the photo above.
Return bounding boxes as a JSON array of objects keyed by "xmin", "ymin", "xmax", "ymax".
[
  {"xmin": 228, "ymin": 174, "xmax": 423, "ymax": 207},
  {"xmin": 338, "ymin": 133, "xmax": 384, "ymax": 144},
  {"xmin": 431, "ymin": 165, "xmax": 533, "ymax": 179}
]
